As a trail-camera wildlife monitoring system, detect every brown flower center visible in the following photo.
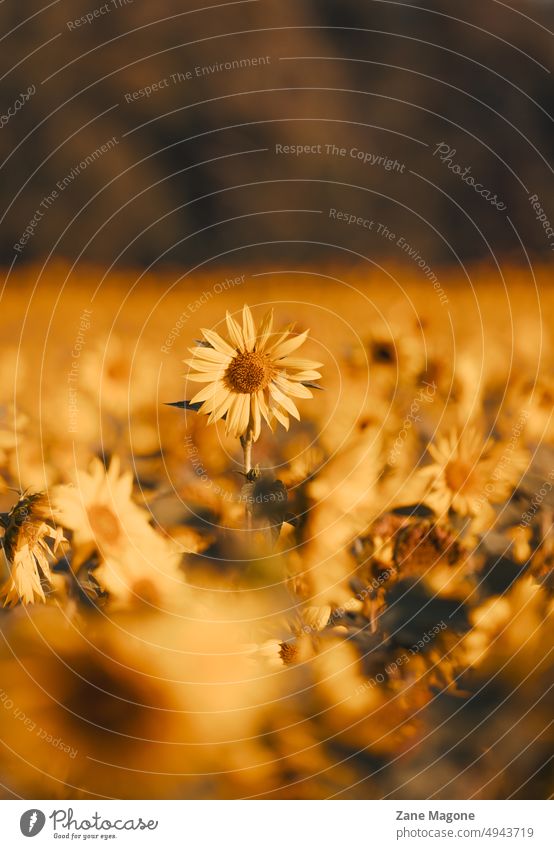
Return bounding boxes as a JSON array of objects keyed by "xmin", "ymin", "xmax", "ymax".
[
  {"xmin": 88, "ymin": 504, "xmax": 122, "ymax": 546},
  {"xmin": 445, "ymin": 461, "xmax": 472, "ymax": 493},
  {"xmin": 106, "ymin": 358, "xmax": 129, "ymax": 382},
  {"xmin": 2, "ymin": 495, "xmax": 50, "ymax": 561},
  {"xmin": 132, "ymin": 578, "xmax": 161, "ymax": 606},
  {"xmin": 279, "ymin": 641, "xmax": 298, "ymax": 665},
  {"xmin": 225, "ymin": 351, "xmax": 273, "ymax": 393},
  {"xmin": 371, "ymin": 340, "xmax": 396, "ymax": 365}
]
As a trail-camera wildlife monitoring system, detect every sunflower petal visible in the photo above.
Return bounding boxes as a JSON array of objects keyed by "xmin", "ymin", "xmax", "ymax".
[
  {"xmin": 269, "ymin": 383, "xmax": 300, "ymax": 420},
  {"xmin": 207, "ymin": 391, "xmax": 234, "ymax": 423},
  {"xmin": 227, "ymin": 393, "xmax": 250, "ymax": 437},
  {"xmin": 271, "ymin": 329, "xmax": 310, "ymax": 359},
  {"xmin": 257, "ymin": 390, "xmax": 272, "ymax": 426},
  {"xmin": 285, "ymin": 369, "xmax": 322, "ymax": 381},
  {"xmin": 237, "ymin": 393, "xmax": 251, "ymax": 435},
  {"xmin": 187, "ymin": 346, "xmax": 231, "ymax": 363},
  {"xmin": 184, "ymin": 358, "xmax": 228, "ymax": 373},
  {"xmin": 190, "ymin": 381, "xmax": 225, "ymax": 405},
  {"xmin": 277, "ymin": 357, "xmax": 324, "ymax": 370},
  {"xmin": 199, "ymin": 384, "xmax": 230, "ymax": 415},
  {"xmin": 250, "ymin": 395, "xmax": 261, "ymax": 441},
  {"xmin": 201, "ymin": 328, "xmax": 236, "ymax": 357},
  {"xmin": 186, "ymin": 371, "xmax": 226, "ymax": 383},
  {"xmin": 226, "ymin": 311, "xmax": 244, "ymax": 350},
  {"xmin": 242, "ymin": 305, "xmax": 256, "ymax": 350},
  {"xmin": 264, "ymin": 324, "xmax": 295, "ymax": 353},
  {"xmin": 274, "ymin": 375, "xmax": 313, "ymax": 399},
  {"xmin": 271, "ymin": 404, "xmax": 290, "ymax": 430},
  {"xmin": 256, "ymin": 309, "xmax": 274, "ymax": 352}
]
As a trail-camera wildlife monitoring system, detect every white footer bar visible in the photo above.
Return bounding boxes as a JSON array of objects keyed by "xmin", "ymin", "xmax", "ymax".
[{"xmin": 2, "ymin": 799, "xmax": 551, "ymax": 848}]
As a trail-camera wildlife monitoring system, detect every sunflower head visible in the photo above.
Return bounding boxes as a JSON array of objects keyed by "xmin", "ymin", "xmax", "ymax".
[
  {"xmin": 184, "ymin": 305, "xmax": 323, "ymax": 440},
  {"xmin": 0, "ymin": 491, "xmax": 65, "ymax": 606},
  {"xmin": 416, "ymin": 427, "xmax": 528, "ymax": 519}
]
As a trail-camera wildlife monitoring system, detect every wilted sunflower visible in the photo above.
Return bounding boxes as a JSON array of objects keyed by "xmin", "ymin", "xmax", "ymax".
[
  {"xmin": 185, "ymin": 304, "xmax": 323, "ymax": 440},
  {"xmin": 0, "ymin": 492, "xmax": 65, "ymax": 606}
]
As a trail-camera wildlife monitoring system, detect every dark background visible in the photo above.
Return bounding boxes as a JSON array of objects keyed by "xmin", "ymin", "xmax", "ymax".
[{"xmin": 1, "ymin": 0, "xmax": 553, "ymax": 269}]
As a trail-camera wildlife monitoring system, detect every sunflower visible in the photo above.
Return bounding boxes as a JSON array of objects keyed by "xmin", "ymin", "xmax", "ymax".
[
  {"xmin": 53, "ymin": 457, "xmax": 183, "ymax": 606},
  {"xmin": 0, "ymin": 492, "xmax": 65, "ymax": 607},
  {"xmin": 411, "ymin": 427, "xmax": 528, "ymax": 518},
  {"xmin": 184, "ymin": 305, "xmax": 323, "ymax": 440},
  {"xmin": 255, "ymin": 604, "xmax": 332, "ymax": 668},
  {"xmin": 80, "ymin": 334, "xmax": 157, "ymax": 417}
]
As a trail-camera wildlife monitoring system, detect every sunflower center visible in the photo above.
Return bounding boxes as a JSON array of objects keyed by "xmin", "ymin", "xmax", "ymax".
[
  {"xmin": 279, "ymin": 641, "xmax": 298, "ymax": 665},
  {"xmin": 445, "ymin": 461, "xmax": 472, "ymax": 493},
  {"xmin": 224, "ymin": 351, "xmax": 272, "ymax": 393},
  {"xmin": 371, "ymin": 341, "xmax": 396, "ymax": 364},
  {"xmin": 106, "ymin": 358, "xmax": 129, "ymax": 382},
  {"xmin": 88, "ymin": 504, "xmax": 122, "ymax": 546}
]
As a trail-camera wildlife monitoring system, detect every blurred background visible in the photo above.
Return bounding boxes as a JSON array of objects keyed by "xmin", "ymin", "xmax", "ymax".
[{"xmin": 0, "ymin": 0, "xmax": 553, "ymax": 268}]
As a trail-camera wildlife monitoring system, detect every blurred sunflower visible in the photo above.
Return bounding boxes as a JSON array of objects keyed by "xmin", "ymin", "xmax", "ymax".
[
  {"xmin": 256, "ymin": 603, "xmax": 332, "ymax": 668},
  {"xmin": 463, "ymin": 577, "xmax": 551, "ymax": 671},
  {"xmin": 409, "ymin": 427, "xmax": 528, "ymax": 518},
  {"xmin": 185, "ymin": 304, "xmax": 322, "ymax": 440},
  {"xmin": 0, "ymin": 492, "xmax": 65, "ymax": 606},
  {"xmin": 53, "ymin": 457, "xmax": 183, "ymax": 606},
  {"xmin": 513, "ymin": 376, "xmax": 554, "ymax": 444},
  {"xmin": 54, "ymin": 457, "xmax": 151, "ymax": 564},
  {"xmin": 80, "ymin": 334, "xmax": 157, "ymax": 417}
]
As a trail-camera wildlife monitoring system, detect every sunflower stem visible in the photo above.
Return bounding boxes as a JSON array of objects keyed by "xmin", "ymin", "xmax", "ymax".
[
  {"xmin": 369, "ymin": 597, "xmax": 378, "ymax": 634},
  {"xmin": 242, "ymin": 432, "xmax": 253, "ymax": 475},
  {"xmin": 240, "ymin": 429, "xmax": 253, "ymax": 529}
]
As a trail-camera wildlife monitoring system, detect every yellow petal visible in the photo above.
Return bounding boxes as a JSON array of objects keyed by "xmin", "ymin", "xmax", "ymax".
[
  {"xmin": 269, "ymin": 383, "xmax": 301, "ymax": 420},
  {"xmin": 303, "ymin": 605, "xmax": 331, "ymax": 632},
  {"xmin": 271, "ymin": 405, "xmax": 289, "ymax": 430},
  {"xmin": 187, "ymin": 346, "xmax": 231, "ymax": 363},
  {"xmin": 256, "ymin": 309, "xmax": 274, "ymax": 352},
  {"xmin": 236, "ymin": 393, "xmax": 251, "ymax": 436},
  {"xmin": 286, "ymin": 370, "xmax": 322, "ymax": 381},
  {"xmin": 265, "ymin": 325, "xmax": 295, "ymax": 354},
  {"xmin": 201, "ymin": 328, "xmax": 236, "ymax": 357},
  {"xmin": 186, "ymin": 371, "xmax": 226, "ymax": 383},
  {"xmin": 190, "ymin": 382, "xmax": 225, "ymax": 405},
  {"xmin": 199, "ymin": 384, "xmax": 229, "ymax": 415},
  {"xmin": 250, "ymin": 395, "xmax": 261, "ymax": 441},
  {"xmin": 226, "ymin": 311, "xmax": 244, "ymax": 350},
  {"xmin": 207, "ymin": 391, "xmax": 234, "ymax": 423},
  {"xmin": 257, "ymin": 390, "xmax": 272, "ymax": 425},
  {"xmin": 277, "ymin": 357, "xmax": 323, "ymax": 369},
  {"xmin": 227, "ymin": 394, "xmax": 249, "ymax": 436},
  {"xmin": 242, "ymin": 305, "xmax": 256, "ymax": 350},
  {"xmin": 184, "ymin": 358, "xmax": 226, "ymax": 372},
  {"xmin": 274, "ymin": 375, "xmax": 313, "ymax": 399},
  {"xmin": 271, "ymin": 329, "xmax": 310, "ymax": 359}
]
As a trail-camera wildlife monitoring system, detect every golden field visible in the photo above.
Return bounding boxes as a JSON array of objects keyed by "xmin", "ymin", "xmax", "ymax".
[{"xmin": 0, "ymin": 262, "xmax": 552, "ymax": 799}]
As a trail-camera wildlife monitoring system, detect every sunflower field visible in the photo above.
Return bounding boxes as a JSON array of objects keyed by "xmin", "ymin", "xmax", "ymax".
[{"xmin": 0, "ymin": 261, "xmax": 552, "ymax": 800}]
